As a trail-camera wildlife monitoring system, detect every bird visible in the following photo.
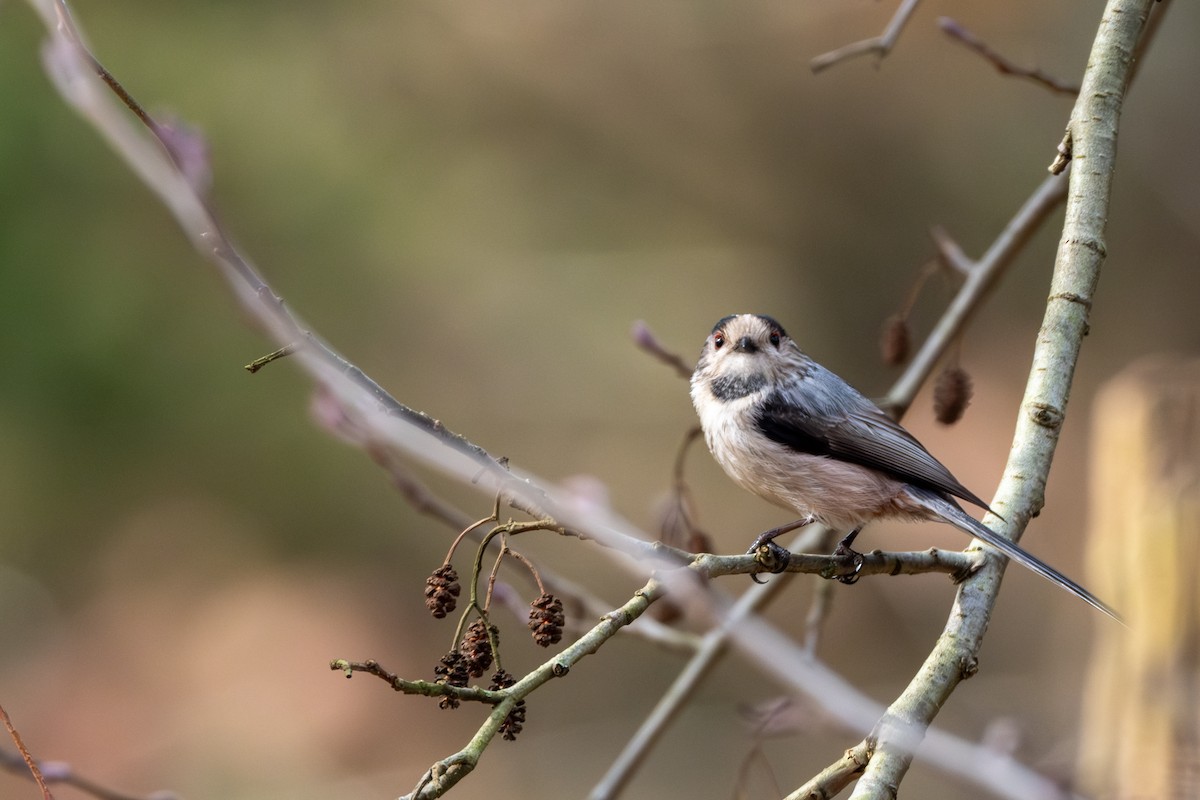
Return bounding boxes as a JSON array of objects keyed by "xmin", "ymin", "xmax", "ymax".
[{"xmin": 689, "ymin": 313, "xmax": 1120, "ymax": 622}]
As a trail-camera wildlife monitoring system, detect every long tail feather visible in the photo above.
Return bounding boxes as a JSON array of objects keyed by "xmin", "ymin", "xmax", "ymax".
[{"xmin": 912, "ymin": 489, "xmax": 1123, "ymax": 624}]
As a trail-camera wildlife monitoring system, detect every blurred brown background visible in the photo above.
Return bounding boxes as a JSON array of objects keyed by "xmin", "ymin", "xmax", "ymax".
[{"xmin": 1, "ymin": 1, "xmax": 1197, "ymax": 798}]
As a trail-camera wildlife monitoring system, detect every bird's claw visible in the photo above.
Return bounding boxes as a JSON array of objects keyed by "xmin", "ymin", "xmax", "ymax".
[
  {"xmin": 832, "ymin": 542, "xmax": 864, "ymax": 585},
  {"xmin": 748, "ymin": 541, "xmax": 791, "ymax": 582}
]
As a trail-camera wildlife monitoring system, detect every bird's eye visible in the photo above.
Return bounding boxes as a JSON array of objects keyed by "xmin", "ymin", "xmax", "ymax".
[
  {"xmin": 769, "ymin": 330, "xmax": 781, "ymax": 347},
  {"xmin": 713, "ymin": 332, "xmax": 726, "ymax": 349}
]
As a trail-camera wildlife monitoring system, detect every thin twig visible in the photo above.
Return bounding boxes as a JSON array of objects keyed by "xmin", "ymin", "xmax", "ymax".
[
  {"xmin": 331, "ymin": 659, "xmax": 503, "ymax": 704},
  {"xmin": 811, "ymin": 0, "xmax": 923, "ymax": 73},
  {"xmin": 631, "ymin": 320, "xmax": 693, "ymax": 379},
  {"xmin": 801, "ymin": 577, "xmax": 836, "ymax": 659},
  {"xmin": 883, "ymin": 172, "xmax": 1069, "ymax": 415},
  {"xmin": 939, "ymin": 17, "xmax": 1081, "ymax": 95},
  {"xmin": 2, "ymin": 717, "xmax": 174, "ymax": 800},
  {"xmin": 1, "ymin": 703, "xmax": 53, "ymax": 800}
]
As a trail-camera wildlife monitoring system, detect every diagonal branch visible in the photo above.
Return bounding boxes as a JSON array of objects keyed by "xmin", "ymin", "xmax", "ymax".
[{"xmin": 852, "ymin": 0, "xmax": 1156, "ymax": 796}]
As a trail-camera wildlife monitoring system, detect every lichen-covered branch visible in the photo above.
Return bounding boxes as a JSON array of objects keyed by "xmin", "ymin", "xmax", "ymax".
[{"xmin": 396, "ymin": 578, "xmax": 665, "ymax": 799}]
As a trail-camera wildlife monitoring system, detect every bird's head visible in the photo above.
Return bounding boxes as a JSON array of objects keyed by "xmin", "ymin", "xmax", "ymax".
[{"xmin": 692, "ymin": 314, "xmax": 808, "ymax": 401}]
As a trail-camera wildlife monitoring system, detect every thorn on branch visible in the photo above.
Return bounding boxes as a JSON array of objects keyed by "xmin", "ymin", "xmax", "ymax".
[{"xmin": 939, "ymin": 17, "xmax": 1081, "ymax": 96}]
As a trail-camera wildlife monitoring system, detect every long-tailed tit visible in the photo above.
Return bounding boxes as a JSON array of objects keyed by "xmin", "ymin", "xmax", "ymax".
[{"xmin": 690, "ymin": 313, "xmax": 1119, "ymax": 622}]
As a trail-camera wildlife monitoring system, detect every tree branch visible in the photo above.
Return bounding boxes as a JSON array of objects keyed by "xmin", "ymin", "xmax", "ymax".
[
  {"xmin": 397, "ymin": 578, "xmax": 666, "ymax": 799},
  {"xmin": 852, "ymin": 0, "xmax": 1156, "ymax": 795},
  {"xmin": 938, "ymin": 17, "xmax": 1081, "ymax": 96}
]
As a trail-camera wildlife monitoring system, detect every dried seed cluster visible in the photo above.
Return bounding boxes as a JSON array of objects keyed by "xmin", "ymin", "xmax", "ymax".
[
  {"xmin": 489, "ymin": 669, "xmax": 526, "ymax": 741},
  {"xmin": 433, "ymin": 650, "xmax": 469, "ymax": 710},
  {"xmin": 424, "ymin": 565, "xmax": 461, "ymax": 619},
  {"xmin": 528, "ymin": 593, "xmax": 564, "ymax": 647},
  {"xmin": 934, "ymin": 365, "xmax": 973, "ymax": 425},
  {"xmin": 460, "ymin": 618, "xmax": 498, "ymax": 678},
  {"xmin": 880, "ymin": 314, "xmax": 912, "ymax": 366}
]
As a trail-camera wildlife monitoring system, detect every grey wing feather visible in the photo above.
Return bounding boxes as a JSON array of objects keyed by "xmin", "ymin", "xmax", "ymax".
[
  {"xmin": 838, "ymin": 412, "xmax": 991, "ymax": 511},
  {"xmin": 762, "ymin": 365, "xmax": 991, "ymax": 511}
]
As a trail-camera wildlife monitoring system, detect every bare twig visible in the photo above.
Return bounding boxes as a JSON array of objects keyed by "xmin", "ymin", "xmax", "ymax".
[
  {"xmin": 811, "ymin": 0, "xmax": 922, "ymax": 73},
  {"xmin": 883, "ymin": 172, "xmax": 1070, "ymax": 415},
  {"xmin": 733, "ymin": 743, "xmax": 784, "ymax": 800},
  {"xmin": 631, "ymin": 320, "xmax": 693, "ymax": 379},
  {"xmin": 1, "ymin": 703, "xmax": 53, "ymax": 800},
  {"xmin": 2, "ymin": 710, "xmax": 175, "ymax": 800},
  {"xmin": 331, "ymin": 659, "xmax": 504, "ymax": 704},
  {"xmin": 801, "ymin": 577, "xmax": 836, "ymax": 659},
  {"xmin": 939, "ymin": 17, "xmax": 1081, "ymax": 96},
  {"xmin": 590, "ymin": 527, "xmax": 824, "ymax": 800}
]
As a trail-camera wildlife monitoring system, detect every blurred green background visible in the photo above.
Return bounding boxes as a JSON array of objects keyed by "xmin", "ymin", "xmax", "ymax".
[{"xmin": 1, "ymin": 1, "xmax": 1197, "ymax": 798}]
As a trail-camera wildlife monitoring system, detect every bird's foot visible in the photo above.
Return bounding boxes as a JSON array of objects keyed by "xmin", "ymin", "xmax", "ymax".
[
  {"xmin": 745, "ymin": 518, "xmax": 812, "ymax": 583},
  {"xmin": 831, "ymin": 526, "xmax": 865, "ymax": 584},
  {"xmin": 748, "ymin": 541, "xmax": 792, "ymax": 584}
]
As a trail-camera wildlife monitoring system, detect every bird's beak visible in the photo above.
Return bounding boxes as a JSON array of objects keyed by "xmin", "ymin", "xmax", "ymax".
[{"xmin": 734, "ymin": 336, "xmax": 758, "ymax": 353}]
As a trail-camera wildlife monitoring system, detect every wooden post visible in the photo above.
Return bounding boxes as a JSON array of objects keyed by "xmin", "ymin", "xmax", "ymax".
[{"xmin": 1079, "ymin": 357, "xmax": 1200, "ymax": 796}]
